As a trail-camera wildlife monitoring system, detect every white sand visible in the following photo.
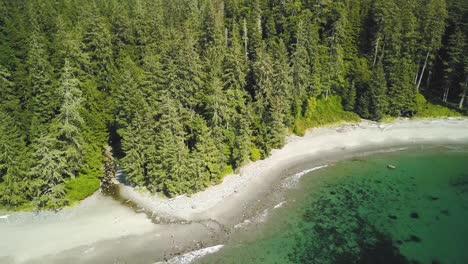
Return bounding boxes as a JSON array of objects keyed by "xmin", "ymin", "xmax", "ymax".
[
  {"xmin": 0, "ymin": 193, "xmax": 156, "ymax": 263},
  {"xmin": 1, "ymin": 118, "xmax": 467, "ymax": 263},
  {"xmin": 118, "ymin": 118, "xmax": 468, "ymax": 225}
]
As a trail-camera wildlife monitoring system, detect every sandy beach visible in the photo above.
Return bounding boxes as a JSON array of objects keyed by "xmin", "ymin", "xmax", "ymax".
[
  {"xmin": 1, "ymin": 118, "xmax": 468, "ymax": 264},
  {"xmin": 118, "ymin": 118, "xmax": 468, "ymax": 225}
]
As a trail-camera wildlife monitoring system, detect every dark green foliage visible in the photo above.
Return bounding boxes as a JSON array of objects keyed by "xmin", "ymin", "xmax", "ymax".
[
  {"xmin": 0, "ymin": 0, "xmax": 464, "ymax": 206},
  {"xmin": 0, "ymin": 111, "xmax": 27, "ymax": 206},
  {"xmin": 369, "ymin": 62, "xmax": 389, "ymax": 120}
]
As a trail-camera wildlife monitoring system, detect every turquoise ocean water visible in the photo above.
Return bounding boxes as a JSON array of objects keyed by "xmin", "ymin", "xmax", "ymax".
[{"xmin": 198, "ymin": 146, "xmax": 468, "ymax": 264}]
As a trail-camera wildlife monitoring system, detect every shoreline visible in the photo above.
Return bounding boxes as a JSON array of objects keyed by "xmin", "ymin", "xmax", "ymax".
[
  {"xmin": 117, "ymin": 117, "xmax": 468, "ymax": 226},
  {"xmin": 1, "ymin": 118, "xmax": 468, "ymax": 263}
]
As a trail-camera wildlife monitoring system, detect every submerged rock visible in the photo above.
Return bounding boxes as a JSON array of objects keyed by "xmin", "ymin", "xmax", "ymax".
[{"xmin": 410, "ymin": 212, "xmax": 419, "ymax": 219}]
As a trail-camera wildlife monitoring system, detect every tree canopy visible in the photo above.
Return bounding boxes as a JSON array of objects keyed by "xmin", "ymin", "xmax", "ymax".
[{"xmin": 0, "ymin": 0, "xmax": 465, "ymax": 206}]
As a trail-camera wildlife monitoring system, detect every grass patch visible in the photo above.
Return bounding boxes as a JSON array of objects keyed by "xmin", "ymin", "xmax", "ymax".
[
  {"xmin": 0, "ymin": 202, "xmax": 35, "ymax": 212},
  {"xmin": 293, "ymin": 96, "xmax": 360, "ymax": 136},
  {"xmin": 64, "ymin": 173, "xmax": 100, "ymax": 205},
  {"xmin": 415, "ymin": 94, "xmax": 462, "ymax": 118}
]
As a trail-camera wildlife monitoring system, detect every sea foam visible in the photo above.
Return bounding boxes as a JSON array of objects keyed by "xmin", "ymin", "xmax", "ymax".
[
  {"xmin": 282, "ymin": 165, "xmax": 329, "ymax": 189},
  {"xmin": 154, "ymin": 245, "xmax": 224, "ymax": 264}
]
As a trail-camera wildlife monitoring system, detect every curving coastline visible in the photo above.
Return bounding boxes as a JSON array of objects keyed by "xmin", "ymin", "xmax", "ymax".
[
  {"xmin": 117, "ymin": 118, "xmax": 468, "ymax": 226},
  {"xmin": 1, "ymin": 118, "xmax": 468, "ymax": 264}
]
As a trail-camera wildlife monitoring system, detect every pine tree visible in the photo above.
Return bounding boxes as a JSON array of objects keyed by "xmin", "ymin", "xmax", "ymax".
[
  {"xmin": 271, "ymin": 40, "xmax": 293, "ymax": 126},
  {"xmin": 0, "ymin": 65, "xmax": 19, "ymax": 113},
  {"xmin": 84, "ymin": 16, "xmax": 115, "ymax": 92},
  {"xmin": 192, "ymin": 115, "xmax": 222, "ymax": 186},
  {"xmin": 369, "ymin": 61, "xmax": 388, "ymax": 120},
  {"xmin": 443, "ymin": 29, "xmax": 466, "ymax": 103},
  {"xmin": 120, "ymin": 116, "xmax": 153, "ymax": 187},
  {"xmin": 0, "ymin": 111, "xmax": 26, "ymax": 206},
  {"xmin": 253, "ymin": 45, "xmax": 288, "ymax": 153},
  {"xmin": 24, "ymin": 31, "xmax": 57, "ymax": 139},
  {"xmin": 291, "ymin": 20, "xmax": 311, "ymax": 118},
  {"xmin": 387, "ymin": 57, "xmax": 417, "ymax": 116},
  {"xmin": 118, "ymin": 57, "xmax": 153, "ymax": 187},
  {"xmin": 415, "ymin": 0, "xmax": 447, "ymax": 92},
  {"xmin": 222, "ymin": 25, "xmax": 252, "ymax": 168},
  {"xmin": 325, "ymin": 2, "xmax": 347, "ymax": 100},
  {"xmin": 147, "ymin": 95, "xmax": 192, "ymax": 196},
  {"xmin": 52, "ymin": 59, "xmax": 85, "ymax": 179},
  {"xmin": 163, "ymin": 34, "xmax": 204, "ymax": 110},
  {"xmin": 29, "ymin": 135, "xmax": 67, "ymax": 209}
]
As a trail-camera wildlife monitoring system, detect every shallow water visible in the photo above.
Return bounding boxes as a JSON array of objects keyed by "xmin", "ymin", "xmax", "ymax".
[{"xmin": 198, "ymin": 146, "xmax": 468, "ymax": 264}]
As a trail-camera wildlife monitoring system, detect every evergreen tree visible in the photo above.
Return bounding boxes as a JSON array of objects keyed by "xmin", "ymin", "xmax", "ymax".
[
  {"xmin": 0, "ymin": 111, "xmax": 26, "ymax": 206},
  {"xmin": 0, "ymin": 65, "xmax": 19, "ymax": 113},
  {"xmin": 24, "ymin": 31, "xmax": 57, "ymax": 139},
  {"xmin": 415, "ymin": 0, "xmax": 447, "ymax": 92},
  {"xmin": 387, "ymin": 57, "xmax": 417, "ymax": 116},
  {"xmin": 369, "ymin": 61, "xmax": 388, "ymax": 120},
  {"xmin": 291, "ymin": 20, "xmax": 311, "ymax": 118},
  {"xmin": 84, "ymin": 16, "xmax": 115, "ymax": 92},
  {"xmin": 147, "ymin": 95, "xmax": 191, "ymax": 196},
  {"xmin": 271, "ymin": 40, "xmax": 293, "ymax": 126},
  {"xmin": 163, "ymin": 35, "xmax": 204, "ymax": 110},
  {"xmin": 443, "ymin": 29, "xmax": 466, "ymax": 103},
  {"xmin": 29, "ymin": 135, "xmax": 67, "ymax": 209},
  {"xmin": 222, "ymin": 25, "xmax": 252, "ymax": 167},
  {"xmin": 52, "ymin": 59, "xmax": 85, "ymax": 179},
  {"xmin": 192, "ymin": 115, "xmax": 222, "ymax": 186}
]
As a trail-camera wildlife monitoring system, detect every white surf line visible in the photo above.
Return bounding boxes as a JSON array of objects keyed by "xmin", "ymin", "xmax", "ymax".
[
  {"xmin": 293, "ymin": 165, "xmax": 329, "ymax": 179},
  {"xmin": 282, "ymin": 165, "xmax": 329, "ymax": 189},
  {"xmin": 154, "ymin": 245, "xmax": 224, "ymax": 264},
  {"xmin": 273, "ymin": 201, "xmax": 287, "ymax": 209}
]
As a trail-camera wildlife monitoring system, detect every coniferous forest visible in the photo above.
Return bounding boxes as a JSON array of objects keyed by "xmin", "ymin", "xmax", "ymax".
[{"xmin": 0, "ymin": 0, "xmax": 466, "ymax": 209}]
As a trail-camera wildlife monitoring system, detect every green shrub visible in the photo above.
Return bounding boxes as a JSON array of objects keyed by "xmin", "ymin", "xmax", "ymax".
[
  {"xmin": 221, "ymin": 164, "xmax": 233, "ymax": 177},
  {"xmin": 65, "ymin": 174, "xmax": 100, "ymax": 205},
  {"xmin": 250, "ymin": 147, "xmax": 262, "ymax": 162},
  {"xmin": 293, "ymin": 95, "xmax": 360, "ymax": 136},
  {"xmin": 380, "ymin": 115, "xmax": 397, "ymax": 123},
  {"xmin": 292, "ymin": 119, "xmax": 307, "ymax": 136},
  {"xmin": 415, "ymin": 93, "xmax": 461, "ymax": 118}
]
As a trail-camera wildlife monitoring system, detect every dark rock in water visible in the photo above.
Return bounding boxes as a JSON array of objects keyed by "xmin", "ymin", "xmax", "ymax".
[
  {"xmin": 431, "ymin": 259, "xmax": 441, "ymax": 264},
  {"xmin": 441, "ymin": 209, "xmax": 450, "ymax": 216},
  {"xmin": 387, "ymin": 164, "xmax": 397, "ymax": 170},
  {"xmin": 429, "ymin": 195, "xmax": 440, "ymax": 201},
  {"xmin": 406, "ymin": 235, "xmax": 422, "ymax": 243},
  {"xmin": 410, "ymin": 212, "xmax": 419, "ymax": 219},
  {"xmin": 388, "ymin": 215, "xmax": 398, "ymax": 220}
]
